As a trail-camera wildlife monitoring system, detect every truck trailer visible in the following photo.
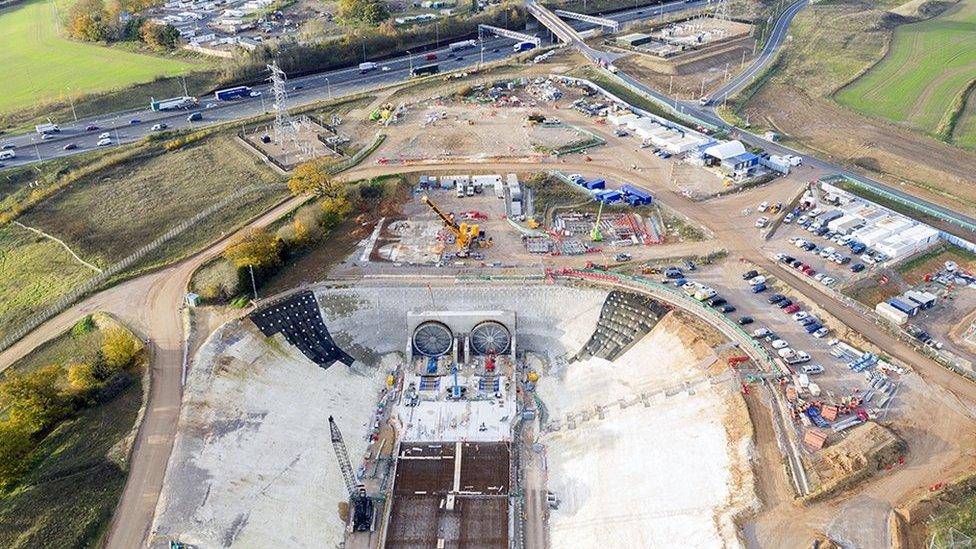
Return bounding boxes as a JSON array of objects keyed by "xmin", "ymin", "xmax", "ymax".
[
  {"xmin": 410, "ymin": 64, "xmax": 440, "ymax": 77},
  {"xmin": 150, "ymin": 96, "xmax": 198, "ymax": 111},
  {"xmin": 214, "ymin": 86, "xmax": 253, "ymax": 101},
  {"xmin": 35, "ymin": 122, "xmax": 60, "ymax": 134},
  {"xmin": 449, "ymin": 40, "xmax": 476, "ymax": 52}
]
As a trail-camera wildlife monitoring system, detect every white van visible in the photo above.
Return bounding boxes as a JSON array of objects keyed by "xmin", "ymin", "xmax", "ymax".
[{"xmin": 0, "ymin": 150, "xmax": 15, "ymax": 160}]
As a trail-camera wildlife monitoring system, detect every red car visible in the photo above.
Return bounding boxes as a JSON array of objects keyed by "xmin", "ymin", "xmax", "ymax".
[
  {"xmin": 784, "ymin": 304, "xmax": 801, "ymax": 314},
  {"xmin": 425, "ymin": 53, "xmax": 437, "ymax": 60},
  {"xmin": 804, "ymin": 268, "xmax": 816, "ymax": 277}
]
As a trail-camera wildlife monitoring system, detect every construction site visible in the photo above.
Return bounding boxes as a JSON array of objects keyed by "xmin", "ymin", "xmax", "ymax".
[{"xmin": 140, "ymin": 42, "xmax": 976, "ymax": 549}]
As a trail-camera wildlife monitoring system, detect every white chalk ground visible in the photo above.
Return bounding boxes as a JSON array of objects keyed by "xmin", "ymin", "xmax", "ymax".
[
  {"xmin": 150, "ymin": 320, "xmax": 389, "ymax": 548},
  {"xmin": 539, "ymin": 316, "xmax": 757, "ymax": 549},
  {"xmin": 151, "ymin": 284, "xmax": 610, "ymax": 547}
]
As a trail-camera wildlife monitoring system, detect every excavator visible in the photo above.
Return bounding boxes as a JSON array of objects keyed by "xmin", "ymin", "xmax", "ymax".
[{"xmin": 421, "ymin": 194, "xmax": 491, "ymax": 257}]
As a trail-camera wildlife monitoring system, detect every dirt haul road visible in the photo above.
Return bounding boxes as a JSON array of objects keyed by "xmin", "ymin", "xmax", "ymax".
[{"xmin": 3, "ymin": 157, "xmax": 976, "ymax": 547}]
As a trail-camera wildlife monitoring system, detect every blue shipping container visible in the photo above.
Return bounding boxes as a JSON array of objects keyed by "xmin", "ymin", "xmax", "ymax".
[
  {"xmin": 620, "ymin": 184, "xmax": 652, "ymax": 203},
  {"xmin": 595, "ymin": 190, "xmax": 622, "ymax": 204},
  {"xmin": 585, "ymin": 179, "xmax": 606, "ymax": 190}
]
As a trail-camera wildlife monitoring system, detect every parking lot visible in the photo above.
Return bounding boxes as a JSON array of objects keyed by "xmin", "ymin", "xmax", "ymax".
[{"xmin": 663, "ymin": 260, "xmax": 903, "ymax": 417}]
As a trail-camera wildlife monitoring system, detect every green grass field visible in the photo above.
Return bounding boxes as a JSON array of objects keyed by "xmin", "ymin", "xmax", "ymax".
[
  {"xmin": 834, "ymin": 0, "xmax": 976, "ymax": 146},
  {"xmin": 20, "ymin": 136, "xmax": 284, "ymax": 268},
  {"xmin": 0, "ymin": 0, "xmax": 198, "ymax": 114},
  {"xmin": 0, "ymin": 223, "xmax": 96, "ymax": 339}
]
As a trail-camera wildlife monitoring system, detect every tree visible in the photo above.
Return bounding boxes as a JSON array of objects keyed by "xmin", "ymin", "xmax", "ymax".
[
  {"xmin": 101, "ymin": 326, "xmax": 142, "ymax": 374},
  {"xmin": 67, "ymin": 0, "xmax": 111, "ymax": 41},
  {"xmin": 223, "ymin": 228, "xmax": 282, "ymax": 269},
  {"xmin": 0, "ymin": 421, "xmax": 33, "ymax": 490},
  {"xmin": 140, "ymin": 21, "xmax": 181, "ymax": 50},
  {"xmin": 321, "ymin": 196, "xmax": 352, "ymax": 229},
  {"xmin": 67, "ymin": 362, "xmax": 100, "ymax": 392},
  {"xmin": 288, "ymin": 160, "xmax": 343, "ymax": 198},
  {"xmin": 0, "ymin": 366, "xmax": 71, "ymax": 435},
  {"xmin": 337, "ymin": 0, "xmax": 389, "ymax": 25}
]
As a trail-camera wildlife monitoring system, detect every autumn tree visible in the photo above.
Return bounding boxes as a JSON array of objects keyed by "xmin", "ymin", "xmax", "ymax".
[
  {"xmin": 101, "ymin": 327, "xmax": 143, "ymax": 375},
  {"xmin": 140, "ymin": 21, "xmax": 181, "ymax": 50},
  {"xmin": 0, "ymin": 366, "xmax": 70, "ymax": 435},
  {"xmin": 223, "ymin": 228, "xmax": 282, "ymax": 269},
  {"xmin": 337, "ymin": 0, "xmax": 389, "ymax": 25},
  {"xmin": 288, "ymin": 160, "xmax": 343, "ymax": 198},
  {"xmin": 0, "ymin": 421, "xmax": 32, "ymax": 490},
  {"xmin": 67, "ymin": 0, "xmax": 111, "ymax": 41},
  {"xmin": 67, "ymin": 362, "xmax": 100, "ymax": 392}
]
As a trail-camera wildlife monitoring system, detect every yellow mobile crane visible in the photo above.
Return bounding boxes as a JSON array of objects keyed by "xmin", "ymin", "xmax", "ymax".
[{"xmin": 421, "ymin": 194, "xmax": 490, "ymax": 257}]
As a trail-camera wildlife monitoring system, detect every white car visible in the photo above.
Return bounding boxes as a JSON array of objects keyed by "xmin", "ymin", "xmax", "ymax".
[
  {"xmin": 249, "ymin": 91, "xmax": 262, "ymax": 97},
  {"xmin": 798, "ymin": 215, "xmax": 808, "ymax": 224},
  {"xmin": 749, "ymin": 275, "xmax": 766, "ymax": 286},
  {"xmin": 801, "ymin": 364, "xmax": 824, "ymax": 374},
  {"xmin": 97, "ymin": 138, "xmax": 112, "ymax": 146},
  {"xmin": 861, "ymin": 254, "xmax": 876, "ymax": 265},
  {"xmin": 98, "ymin": 132, "xmax": 111, "ymax": 139},
  {"xmin": 778, "ymin": 347, "xmax": 796, "ymax": 358},
  {"xmin": 792, "ymin": 311, "xmax": 809, "ymax": 321},
  {"xmin": 813, "ymin": 327, "xmax": 830, "ymax": 338},
  {"xmin": 813, "ymin": 272, "xmax": 825, "ymax": 281},
  {"xmin": 41, "ymin": 133, "xmax": 55, "ymax": 140},
  {"xmin": 821, "ymin": 276, "xmax": 835, "ymax": 286},
  {"xmin": 752, "ymin": 328, "xmax": 772, "ymax": 338},
  {"xmin": 794, "ymin": 239, "xmax": 807, "ymax": 248},
  {"xmin": 758, "ymin": 201, "xmax": 769, "ymax": 212},
  {"xmin": 783, "ymin": 213, "xmax": 794, "ymax": 224},
  {"xmin": 771, "ymin": 339, "xmax": 789, "ymax": 349},
  {"xmin": 755, "ymin": 216, "xmax": 769, "ymax": 228},
  {"xmin": 381, "ymin": 66, "xmax": 391, "ymax": 71}
]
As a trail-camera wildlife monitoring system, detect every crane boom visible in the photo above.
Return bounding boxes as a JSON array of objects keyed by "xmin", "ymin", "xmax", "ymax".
[
  {"xmin": 421, "ymin": 195, "xmax": 460, "ymax": 235},
  {"xmin": 329, "ymin": 415, "xmax": 358, "ymax": 497}
]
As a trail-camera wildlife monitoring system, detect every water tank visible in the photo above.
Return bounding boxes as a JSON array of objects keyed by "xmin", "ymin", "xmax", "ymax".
[
  {"xmin": 470, "ymin": 321, "xmax": 511, "ymax": 355},
  {"xmin": 413, "ymin": 322, "xmax": 453, "ymax": 356}
]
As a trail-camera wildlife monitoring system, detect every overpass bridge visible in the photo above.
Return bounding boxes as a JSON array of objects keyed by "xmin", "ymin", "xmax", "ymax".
[{"xmin": 554, "ymin": 9, "xmax": 620, "ymax": 32}]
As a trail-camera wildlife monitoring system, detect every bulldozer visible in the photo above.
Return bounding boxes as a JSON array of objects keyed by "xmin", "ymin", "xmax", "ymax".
[{"xmin": 421, "ymin": 194, "xmax": 491, "ymax": 257}]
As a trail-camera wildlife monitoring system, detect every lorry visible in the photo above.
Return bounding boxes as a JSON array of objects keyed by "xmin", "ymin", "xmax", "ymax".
[
  {"xmin": 150, "ymin": 96, "xmax": 198, "ymax": 111},
  {"xmin": 359, "ymin": 62, "xmax": 378, "ymax": 73},
  {"xmin": 35, "ymin": 122, "xmax": 60, "ymax": 134},
  {"xmin": 410, "ymin": 64, "xmax": 440, "ymax": 77},
  {"xmin": 214, "ymin": 86, "xmax": 253, "ymax": 101},
  {"xmin": 514, "ymin": 41, "xmax": 537, "ymax": 53},
  {"xmin": 449, "ymin": 39, "xmax": 477, "ymax": 52}
]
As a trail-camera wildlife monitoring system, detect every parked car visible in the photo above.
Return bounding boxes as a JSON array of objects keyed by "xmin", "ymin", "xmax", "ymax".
[
  {"xmin": 784, "ymin": 304, "xmax": 801, "ymax": 314},
  {"xmin": 814, "ymin": 272, "xmax": 825, "ymax": 282},
  {"xmin": 821, "ymin": 276, "xmax": 835, "ymax": 286},
  {"xmin": 742, "ymin": 269, "xmax": 759, "ymax": 280},
  {"xmin": 758, "ymin": 201, "xmax": 769, "ymax": 211},
  {"xmin": 772, "ymin": 339, "xmax": 789, "ymax": 349},
  {"xmin": 851, "ymin": 263, "xmax": 866, "ymax": 273},
  {"xmin": 752, "ymin": 283, "xmax": 767, "ymax": 293},
  {"xmin": 720, "ymin": 305, "xmax": 736, "ymax": 313},
  {"xmin": 783, "ymin": 213, "xmax": 794, "ymax": 224},
  {"xmin": 755, "ymin": 216, "xmax": 770, "ymax": 228},
  {"xmin": 777, "ymin": 299, "xmax": 793, "ymax": 309},
  {"xmin": 752, "ymin": 328, "xmax": 772, "ymax": 338},
  {"xmin": 709, "ymin": 297, "xmax": 727, "ymax": 307},
  {"xmin": 813, "ymin": 327, "xmax": 830, "ymax": 338},
  {"xmin": 749, "ymin": 275, "xmax": 766, "ymax": 286},
  {"xmin": 792, "ymin": 311, "xmax": 809, "ymax": 321},
  {"xmin": 614, "ymin": 253, "xmax": 632, "ymax": 262},
  {"xmin": 767, "ymin": 294, "xmax": 785, "ymax": 304},
  {"xmin": 801, "ymin": 364, "xmax": 824, "ymax": 374},
  {"xmin": 738, "ymin": 316, "xmax": 754, "ymax": 325}
]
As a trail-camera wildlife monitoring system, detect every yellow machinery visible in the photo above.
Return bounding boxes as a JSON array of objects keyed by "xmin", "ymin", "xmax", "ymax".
[
  {"xmin": 421, "ymin": 195, "xmax": 489, "ymax": 257},
  {"xmin": 526, "ymin": 217, "xmax": 540, "ymax": 229}
]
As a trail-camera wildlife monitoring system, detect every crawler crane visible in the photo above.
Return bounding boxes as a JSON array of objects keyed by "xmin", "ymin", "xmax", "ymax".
[{"xmin": 421, "ymin": 194, "xmax": 491, "ymax": 256}]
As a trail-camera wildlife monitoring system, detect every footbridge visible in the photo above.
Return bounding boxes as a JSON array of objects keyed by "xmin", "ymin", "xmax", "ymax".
[
  {"xmin": 478, "ymin": 24, "xmax": 541, "ymax": 46},
  {"xmin": 554, "ymin": 9, "xmax": 620, "ymax": 32},
  {"xmin": 524, "ymin": 0, "xmax": 615, "ymax": 63}
]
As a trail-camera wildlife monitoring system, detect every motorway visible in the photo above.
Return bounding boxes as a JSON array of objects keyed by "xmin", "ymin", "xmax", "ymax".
[{"xmin": 0, "ymin": 0, "xmax": 711, "ymax": 169}]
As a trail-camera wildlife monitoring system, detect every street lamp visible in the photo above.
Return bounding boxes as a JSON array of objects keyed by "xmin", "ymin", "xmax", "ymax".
[
  {"xmin": 324, "ymin": 77, "xmax": 332, "ymax": 99},
  {"xmin": 407, "ymin": 50, "xmax": 414, "ymax": 73},
  {"xmin": 113, "ymin": 116, "xmax": 121, "ymax": 146}
]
